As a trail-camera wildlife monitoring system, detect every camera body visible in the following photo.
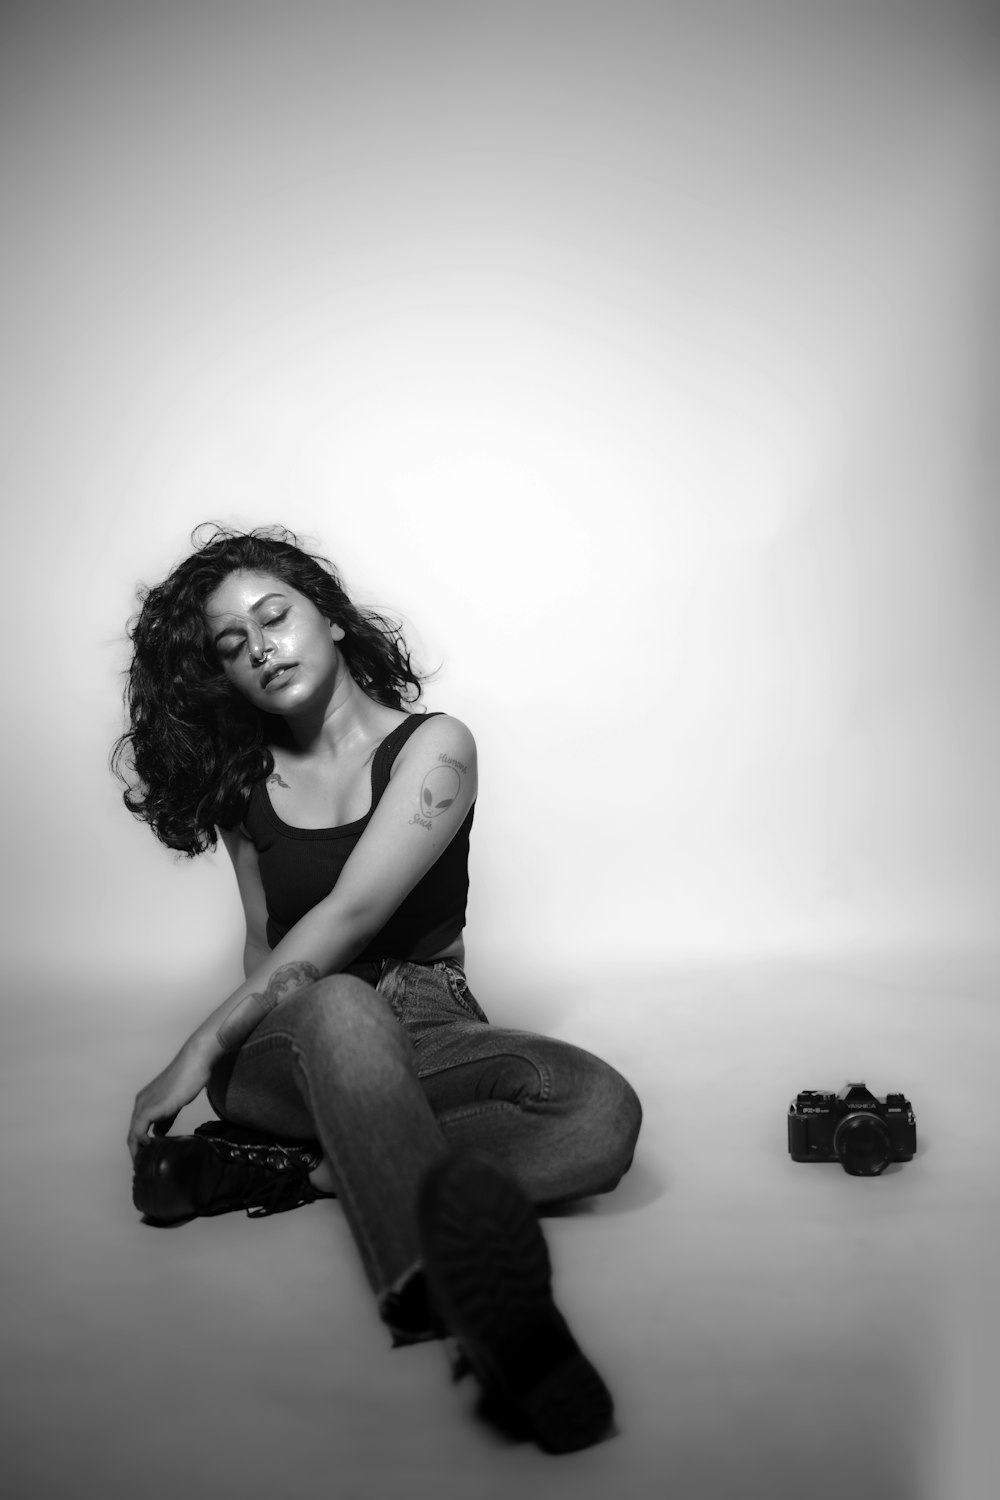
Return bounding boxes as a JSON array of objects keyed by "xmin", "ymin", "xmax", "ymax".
[{"xmin": 788, "ymin": 1081, "xmax": 916, "ymax": 1176}]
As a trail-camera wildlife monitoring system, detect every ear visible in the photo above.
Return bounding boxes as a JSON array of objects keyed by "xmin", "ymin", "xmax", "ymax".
[{"xmin": 330, "ymin": 621, "xmax": 346, "ymax": 643}]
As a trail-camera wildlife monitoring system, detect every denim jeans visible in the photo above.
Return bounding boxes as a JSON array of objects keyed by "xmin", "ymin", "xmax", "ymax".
[{"xmin": 207, "ymin": 958, "xmax": 642, "ymax": 1309}]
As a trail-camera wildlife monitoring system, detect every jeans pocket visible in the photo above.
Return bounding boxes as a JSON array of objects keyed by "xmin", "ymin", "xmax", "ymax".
[{"xmin": 439, "ymin": 960, "xmax": 489, "ymax": 1024}]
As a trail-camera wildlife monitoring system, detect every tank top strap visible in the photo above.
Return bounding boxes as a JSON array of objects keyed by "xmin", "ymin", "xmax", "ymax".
[{"xmin": 370, "ymin": 712, "xmax": 443, "ymax": 805}]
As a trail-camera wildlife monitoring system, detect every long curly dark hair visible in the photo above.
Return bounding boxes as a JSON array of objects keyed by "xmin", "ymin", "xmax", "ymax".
[{"xmin": 111, "ymin": 524, "xmax": 426, "ymax": 855}]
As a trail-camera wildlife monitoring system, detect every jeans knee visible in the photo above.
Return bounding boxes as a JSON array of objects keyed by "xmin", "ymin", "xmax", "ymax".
[
  {"xmin": 589, "ymin": 1065, "xmax": 642, "ymax": 1185},
  {"xmin": 279, "ymin": 973, "xmax": 397, "ymax": 1048},
  {"xmin": 616, "ymin": 1076, "xmax": 643, "ymax": 1164}
]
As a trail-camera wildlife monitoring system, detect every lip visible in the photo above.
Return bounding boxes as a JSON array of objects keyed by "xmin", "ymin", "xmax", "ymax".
[{"xmin": 261, "ymin": 663, "xmax": 297, "ymax": 690}]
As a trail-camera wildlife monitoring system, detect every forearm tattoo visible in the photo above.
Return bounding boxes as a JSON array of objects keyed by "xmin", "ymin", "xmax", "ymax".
[
  {"xmin": 216, "ymin": 961, "xmax": 321, "ymax": 1051},
  {"xmin": 410, "ymin": 755, "xmax": 466, "ymax": 830}
]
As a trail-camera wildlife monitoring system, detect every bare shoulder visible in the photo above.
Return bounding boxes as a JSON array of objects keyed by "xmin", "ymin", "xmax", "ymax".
[
  {"xmin": 392, "ymin": 714, "xmax": 478, "ymax": 805},
  {"xmin": 398, "ymin": 713, "xmax": 476, "ymax": 769}
]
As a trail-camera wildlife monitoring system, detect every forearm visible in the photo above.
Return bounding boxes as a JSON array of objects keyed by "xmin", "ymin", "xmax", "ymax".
[
  {"xmin": 184, "ymin": 901, "xmax": 373, "ymax": 1064},
  {"xmin": 243, "ymin": 941, "xmax": 272, "ymax": 981}
]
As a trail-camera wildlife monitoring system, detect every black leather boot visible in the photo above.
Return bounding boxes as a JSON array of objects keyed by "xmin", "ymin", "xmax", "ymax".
[{"xmin": 133, "ymin": 1120, "xmax": 332, "ymax": 1224}]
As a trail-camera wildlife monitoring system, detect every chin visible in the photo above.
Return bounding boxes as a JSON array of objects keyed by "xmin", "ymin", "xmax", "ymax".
[{"xmin": 264, "ymin": 682, "xmax": 318, "ymax": 716}]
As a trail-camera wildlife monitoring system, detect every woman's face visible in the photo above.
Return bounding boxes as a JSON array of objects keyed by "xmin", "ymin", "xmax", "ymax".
[{"xmin": 203, "ymin": 570, "xmax": 345, "ymax": 713}]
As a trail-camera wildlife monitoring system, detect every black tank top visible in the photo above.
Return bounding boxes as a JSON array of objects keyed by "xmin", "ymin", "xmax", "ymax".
[{"xmin": 243, "ymin": 713, "xmax": 474, "ymax": 961}]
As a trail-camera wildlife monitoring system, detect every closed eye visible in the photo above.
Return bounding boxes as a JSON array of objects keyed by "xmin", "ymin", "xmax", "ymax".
[{"xmin": 218, "ymin": 610, "xmax": 289, "ymax": 661}]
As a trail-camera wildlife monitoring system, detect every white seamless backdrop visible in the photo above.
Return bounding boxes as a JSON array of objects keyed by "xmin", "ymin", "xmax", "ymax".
[{"xmin": 3, "ymin": 7, "xmax": 999, "ymax": 1500}]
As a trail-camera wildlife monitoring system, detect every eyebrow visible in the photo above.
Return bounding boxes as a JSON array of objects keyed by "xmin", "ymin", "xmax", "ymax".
[{"xmin": 210, "ymin": 592, "xmax": 289, "ymax": 644}]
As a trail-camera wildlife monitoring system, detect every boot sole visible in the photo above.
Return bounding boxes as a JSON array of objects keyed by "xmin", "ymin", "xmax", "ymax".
[{"xmin": 418, "ymin": 1155, "xmax": 614, "ymax": 1454}]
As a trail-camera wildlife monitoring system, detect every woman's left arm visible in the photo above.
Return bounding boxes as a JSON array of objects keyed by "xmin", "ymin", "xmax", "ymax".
[{"xmin": 128, "ymin": 716, "xmax": 477, "ymax": 1157}]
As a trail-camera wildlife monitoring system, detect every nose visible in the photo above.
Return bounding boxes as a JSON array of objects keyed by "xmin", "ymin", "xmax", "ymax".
[{"xmin": 247, "ymin": 624, "xmax": 272, "ymax": 666}]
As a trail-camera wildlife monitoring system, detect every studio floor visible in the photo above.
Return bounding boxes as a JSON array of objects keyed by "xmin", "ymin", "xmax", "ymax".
[{"xmin": 4, "ymin": 948, "xmax": 996, "ymax": 1500}]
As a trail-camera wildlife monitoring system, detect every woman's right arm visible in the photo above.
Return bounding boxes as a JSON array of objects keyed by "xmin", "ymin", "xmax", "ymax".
[
  {"xmin": 218, "ymin": 826, "xmax": 271, "ymax": 978},
  {"xmin": 126, "ymin": 826, "xmax": 274, "ymax": 1160}
]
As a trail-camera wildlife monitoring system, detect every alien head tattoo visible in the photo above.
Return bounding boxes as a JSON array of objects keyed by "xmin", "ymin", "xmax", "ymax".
[{"xmin": 410, "ymin": 763, "xmax": 461, "ymax": 830}]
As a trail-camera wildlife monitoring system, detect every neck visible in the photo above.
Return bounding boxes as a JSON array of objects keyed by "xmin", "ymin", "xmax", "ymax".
[{"xmin": 280, "ymin": 669, "xmax": 396, "ymax": 758}]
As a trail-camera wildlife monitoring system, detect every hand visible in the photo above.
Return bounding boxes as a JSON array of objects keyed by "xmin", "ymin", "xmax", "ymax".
[{"xmin": 127, "ymin": 1043, "xmax": 213, "ymax": 1161}]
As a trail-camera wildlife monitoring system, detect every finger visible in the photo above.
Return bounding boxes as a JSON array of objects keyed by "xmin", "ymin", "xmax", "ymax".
[{"xmin": 127, "ymin": 1109, "xmax": 154, "ymax": 1161}]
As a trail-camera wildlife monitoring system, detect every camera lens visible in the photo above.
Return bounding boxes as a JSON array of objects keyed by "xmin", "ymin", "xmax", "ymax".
[{"xmin": 833, "ymin": 1113, "xmax": 893, "ymax": 1176}]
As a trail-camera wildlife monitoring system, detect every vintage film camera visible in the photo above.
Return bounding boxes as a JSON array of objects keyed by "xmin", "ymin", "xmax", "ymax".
[{"xmin": 787, "ymin": 1081, "xmax": 916, "ymax": 1176}]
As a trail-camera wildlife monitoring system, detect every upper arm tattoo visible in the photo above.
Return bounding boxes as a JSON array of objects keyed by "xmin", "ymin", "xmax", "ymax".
[
  {"xmin": 410, "ymin": 755, "xmax": 467, "ymax": 830},
  {"xmin": 216, "ymin": 961, "xmax": 321, "ymax": 1051}
]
